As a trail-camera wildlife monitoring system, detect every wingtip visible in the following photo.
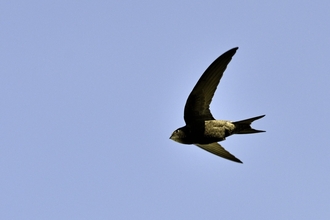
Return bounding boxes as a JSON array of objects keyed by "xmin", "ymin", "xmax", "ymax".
[
  {"xmin": 227, "ymin": 47, "xmax": 239, "ymax": 54},
  {"xmin": 234, "ymin": 158, "xmax": 243, "ymax": 164}
]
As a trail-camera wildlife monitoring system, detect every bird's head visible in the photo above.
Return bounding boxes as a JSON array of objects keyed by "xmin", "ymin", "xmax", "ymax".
[{"xmin": 170, "ymin": 126, "xmax": 191, "ymax": 144}]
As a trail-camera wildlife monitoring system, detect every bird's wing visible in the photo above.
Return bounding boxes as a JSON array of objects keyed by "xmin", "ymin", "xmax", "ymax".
[
  {"xmin": 196, "ymin": 142, "xmax": 242, "ymax": 163},
  {"xmin": 184, "ymin": 47, "xmax": 238, "ymax": 124}
]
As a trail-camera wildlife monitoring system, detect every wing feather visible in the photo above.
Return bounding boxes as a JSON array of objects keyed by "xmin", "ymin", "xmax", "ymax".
[
  {"xmin": 196, "ymin": 142, "xmax": 242, "ymax": 163},
  {"xmin": 184, "ymin": 48, "xmax": 238, "ymax": 124}
]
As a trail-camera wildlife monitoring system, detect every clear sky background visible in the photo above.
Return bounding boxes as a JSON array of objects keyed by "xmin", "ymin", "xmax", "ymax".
[{"xmin": 1, "ymin": 1, "xmax": 330, "ymax": 219}]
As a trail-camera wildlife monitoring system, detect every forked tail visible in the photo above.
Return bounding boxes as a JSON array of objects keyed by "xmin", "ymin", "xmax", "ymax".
[{"xmin": 233, "ymin": 115, "xmax": 265, "ymax": 134}]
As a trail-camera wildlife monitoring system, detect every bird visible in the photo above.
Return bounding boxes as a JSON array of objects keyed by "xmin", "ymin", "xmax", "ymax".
[{"xmin": 170, "ymin": 47, "xmax": 265, "ymax": 163}]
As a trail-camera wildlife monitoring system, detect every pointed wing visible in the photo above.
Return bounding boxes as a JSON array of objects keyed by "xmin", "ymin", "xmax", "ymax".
[
  {"xmin": 184, "ymin": 47, "xmax": 238, "ymax": 124},
  {"xmin": 196, "ymin": 142, "xmax": 242, "ymax": 163}
]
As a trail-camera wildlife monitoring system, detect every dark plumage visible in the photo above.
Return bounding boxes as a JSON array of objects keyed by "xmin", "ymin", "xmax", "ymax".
[{"xmin": 170, "ymin": 47, "xmax": 265, "ymax": 163}]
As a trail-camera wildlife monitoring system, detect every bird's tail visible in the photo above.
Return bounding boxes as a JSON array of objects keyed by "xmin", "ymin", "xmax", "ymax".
[{"xmin": 233, "ymin": 115, "xmax": 265, "ymax": 134}]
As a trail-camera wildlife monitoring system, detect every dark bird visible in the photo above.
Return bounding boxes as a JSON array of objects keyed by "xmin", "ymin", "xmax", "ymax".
[{"xmin": 170, "ymin": 47, "xmax": 265, "ymax": 163}]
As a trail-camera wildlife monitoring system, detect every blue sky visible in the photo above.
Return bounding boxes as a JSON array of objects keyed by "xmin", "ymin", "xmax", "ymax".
[{"xmin": 1, "ymin": 0, "xmax": 330, "ymax": 219}]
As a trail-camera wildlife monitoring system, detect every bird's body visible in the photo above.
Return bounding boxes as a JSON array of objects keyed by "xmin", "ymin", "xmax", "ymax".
[{"xmin": 170, "ymin": 47, "xmax": 265, "ymax": 163}]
